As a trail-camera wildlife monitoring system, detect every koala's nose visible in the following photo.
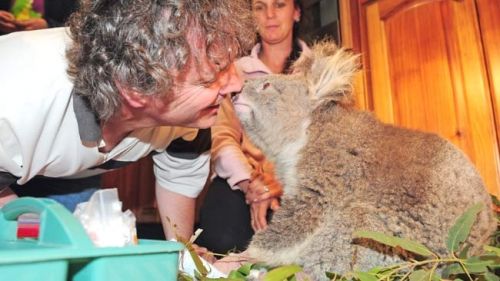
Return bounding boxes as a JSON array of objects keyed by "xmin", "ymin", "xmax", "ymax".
[{"xmin": 231, "ymin": 92, "xmax": 240, "ymax": 103}]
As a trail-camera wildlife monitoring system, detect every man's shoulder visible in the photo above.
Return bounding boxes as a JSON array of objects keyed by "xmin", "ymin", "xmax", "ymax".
[
  {"xmin": 0, "ymin": 27, "xmax": 69, "ymax": 49},
  {"xmin": 0, "ymin": 27, "xmax": 71, "ymax": 75}
]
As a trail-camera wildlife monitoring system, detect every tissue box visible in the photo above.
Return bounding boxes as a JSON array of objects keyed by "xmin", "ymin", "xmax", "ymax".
[{"xmin": 0, "ymin": 197, "xmax": 184, "ymax": 281}]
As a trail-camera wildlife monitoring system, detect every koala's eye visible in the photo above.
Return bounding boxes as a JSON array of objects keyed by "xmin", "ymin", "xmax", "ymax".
[{"xmin": 262, "ymin": 82, "xmax": 271, "ymax": 90}]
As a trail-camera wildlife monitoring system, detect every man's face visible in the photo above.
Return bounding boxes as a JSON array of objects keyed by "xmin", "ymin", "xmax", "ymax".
[{"xmin": 147, "ymin": 34, "xmax": 242, "ymax": 129}]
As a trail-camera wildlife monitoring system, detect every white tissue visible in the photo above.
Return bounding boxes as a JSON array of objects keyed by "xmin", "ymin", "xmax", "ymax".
[
  {"xmin": 74, "ymin": 188, "xmax": 137, "ymax": 247},
  {"xmin": 173, "ymin": 239, "xmax": 227, "ymax": 279}
]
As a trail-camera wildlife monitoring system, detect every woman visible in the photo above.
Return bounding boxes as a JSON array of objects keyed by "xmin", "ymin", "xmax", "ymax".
[{"xmin": 196, "ymin": 0, "xmax": 310, "ymax": 255}]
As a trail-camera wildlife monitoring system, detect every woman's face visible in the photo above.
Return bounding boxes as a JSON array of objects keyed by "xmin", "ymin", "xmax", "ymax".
[{"xmin": 252, "ymin": 0, "xmax": 300, "ymax": 45}]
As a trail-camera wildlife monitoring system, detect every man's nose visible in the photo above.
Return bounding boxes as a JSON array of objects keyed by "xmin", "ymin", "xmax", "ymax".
[{"xmin": 218, "ymin": 64, "xmax": 243, "ymax": 96}]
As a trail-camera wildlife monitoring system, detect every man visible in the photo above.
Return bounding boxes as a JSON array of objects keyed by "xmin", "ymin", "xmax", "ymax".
[{"xmin": 0, "ymin": 0, "xmax": 255, "ymax": 240}]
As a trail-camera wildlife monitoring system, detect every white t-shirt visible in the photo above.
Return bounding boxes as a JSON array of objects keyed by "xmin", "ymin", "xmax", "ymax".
[{"xmin": 0, "ymin": 28, "xmax": 210, "ymax": 198}]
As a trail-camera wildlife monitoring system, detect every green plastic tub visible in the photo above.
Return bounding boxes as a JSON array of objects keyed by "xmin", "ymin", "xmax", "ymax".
[{"xmin": 0, "ymin": 197, "xmax": 184, "ymax": 281}]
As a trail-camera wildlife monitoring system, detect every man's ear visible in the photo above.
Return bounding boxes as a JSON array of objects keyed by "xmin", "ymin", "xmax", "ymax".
[{"xmin": 117, "ymin": 83, "xmax": 148, "ymax": 108}]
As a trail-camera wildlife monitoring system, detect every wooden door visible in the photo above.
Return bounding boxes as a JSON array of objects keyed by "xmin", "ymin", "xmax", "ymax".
[
  {"xmin": 476, "ymin": 0, "xmax": 500, "ymax": 144},
  {"xmin": 341, "ymin": 0, "xmax": 500, "ymax": 196}
]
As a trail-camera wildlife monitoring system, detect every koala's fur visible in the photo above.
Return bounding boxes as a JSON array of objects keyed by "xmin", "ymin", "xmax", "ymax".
[{"xmin": 233, "ymin": 41, "xmax": 496, "ymax": 279}]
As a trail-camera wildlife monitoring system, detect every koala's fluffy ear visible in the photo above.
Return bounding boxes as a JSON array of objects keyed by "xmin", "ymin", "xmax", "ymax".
[{"xmin": 293, "ymin": 41, "xmax": 359, "ymax": 108}]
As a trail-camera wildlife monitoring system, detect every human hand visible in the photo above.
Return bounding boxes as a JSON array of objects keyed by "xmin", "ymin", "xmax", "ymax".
[
  {"xmin": 244, "ymin": 173, "xmax": 283, "ymax": 231},
  {"xmin": 0, "ymin": 10, "xmax": 17, "ymax": 33},
  {"xmin": 244, "ymin": 174, "xmax": 283, "ymax": 204},
  {"xmin": 249, "ymin": 197, "xmax": 280, "ymax": 231},
  {"xmin": 15, "ymin": 18, "xmax": 48, "ymax": 31},
  {"xmin": 191, "ymin": 243, "xmax": 217, "ymax": 263},
  {"xmin": 213, "ymin": 250, "xmax": 253, "ymax": 274}
]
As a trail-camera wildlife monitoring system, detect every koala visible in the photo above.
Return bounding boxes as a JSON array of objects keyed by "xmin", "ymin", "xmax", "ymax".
[{"xmin": 232, "ymin": 41, "xmax": 496, "ymax": 279}]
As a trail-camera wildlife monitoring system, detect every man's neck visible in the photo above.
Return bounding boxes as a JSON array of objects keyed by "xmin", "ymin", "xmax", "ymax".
[{"xmin": 99, "ymin": 107, "xmax": 155, "ymax": 153}]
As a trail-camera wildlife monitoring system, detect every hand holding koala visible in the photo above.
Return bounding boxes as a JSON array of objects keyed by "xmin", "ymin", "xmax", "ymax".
[{"xmin": 233, "ymin": 41, "xmax": 496, "ymax": 279}]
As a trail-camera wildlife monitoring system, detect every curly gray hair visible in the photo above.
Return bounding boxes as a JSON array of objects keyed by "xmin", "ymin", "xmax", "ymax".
[{"xmin": 66, "ymin": 0, "xmax": 255, "ymax": 121}]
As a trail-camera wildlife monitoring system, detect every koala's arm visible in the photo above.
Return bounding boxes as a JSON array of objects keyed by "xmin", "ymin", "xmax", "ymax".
[{"xmin": 211, "ymin": 96, "xmax": 253, "ymax": 188}]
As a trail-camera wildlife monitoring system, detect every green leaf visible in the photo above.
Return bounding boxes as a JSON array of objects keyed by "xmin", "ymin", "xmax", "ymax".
[
  {"xmin": 484, "ymin": 245, "xmax": 500, "ymax": 256},
  {"xmin": 353, "ymin": 271, "xmax": 378, "ymax": 281},
  {"xmin": 458, "ymin": 244, "xmax": 471, "ymax": 259},
  {"xmin": 263, "ymin": 265, "xmax": 302, "ymax": 281},
  {"xmin": 446, "ymin": 203, "xmax": 484, "ymax": 253},
  {"xmin": 251, "ymin": 262, "xmax": 271, "ymax": 271},
  {"xmin": 444, "ymin": 255, "xmax": 499, "ymax": 276},
  {"xmin": 187, "ymin": 245, "xmax": 209, "ymax": 276},
  {"xmin": 178, "ymin": 272, "xmax": 194, "ymax": 281},
  {"xmin": 194, "ymin": 270, "xmax": 203, "ymax": 280},
  {"xmin": 353, "ymin": 230, "xmax": 434, "ymax": 257},
  {"xmin": 227, "ymin": 270, "xmax": 246, "ymax": 280},
  {"xmin": 367, "ymin": 266, "xmax": 395, "ymax": 275},
  {"xmin": 464, "ymin": 255, "xmax": 500, "ymax": 273},
  {"xmin": 409, "ymin": 269, "xmax": 431, "ymax": 281},
  {"xmin": 325, "ymin": 271, "xmax": 342, "ymax": 280},
  {"xmin": 476, "ymin": 254, "xmax": 500, "ymax": 269},
  {"xmin": 431, "ymin": 272, "xmax": 441, "ymax": 281},
  {"xmin": 484, "ymin": 272, "xmax": 500, "ymax": 281},
  {"xmin": 391, "ymin": 236, "xmax": 435, "ymax": 257},
  {"xmin": 236, "ymin": 263, "xmax": 253, "ymax": 276},
  {"xmin": 200, "ymin": 277, "xmax": 242, "ymax": 281},
  {"xmin": 441, "ymin": 263, "xmax": 465, "ymax": 277}
]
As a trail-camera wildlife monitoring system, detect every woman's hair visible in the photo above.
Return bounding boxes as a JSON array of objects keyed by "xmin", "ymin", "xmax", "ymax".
[
  {"xmin": 282, "ymin": 0, "xmax": 303, "ymax": 74},
  {"xmin": 66, "ymin": 0, "xmax": 255, "ymax": 121}
]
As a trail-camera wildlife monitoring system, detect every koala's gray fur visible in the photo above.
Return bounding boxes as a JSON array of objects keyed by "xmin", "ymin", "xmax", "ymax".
[{"xmin": 233, "ymin": 41, "xmax": 496, "ymax": 279}]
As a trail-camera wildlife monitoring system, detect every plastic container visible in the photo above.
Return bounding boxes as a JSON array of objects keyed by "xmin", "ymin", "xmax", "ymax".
[{"xmin": 0, "ymin": 197, "xmax": 184, "ymax": 281}]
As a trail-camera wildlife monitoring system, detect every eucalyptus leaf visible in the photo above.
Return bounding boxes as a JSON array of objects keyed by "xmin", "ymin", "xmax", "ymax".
[
  {"xmin": 353, "ymin": 230, "xmax": 434, "ymax": 257},
  {"xmin": 353, "ymin": 271, "xmax": 378, "ymax": 281},
  {"xmin": 263, "ymin": 265, "xmax": 302, "ymax": 281},
  {"xmin": 431, "ymin": 272, "xmax": 441, "ymax": 281},
  {"xmin": 484, "ymin": 272, "xmax": 500, "ymax": 281},
  {"xmin": 446, "ymin": 203, "xmax": 484, "ymax": 253},
  {"xmin": 236, "ymin": 263, "xmax": 253, "ymax": 276},
  {"xmin": 441, "ymin": 263, "xmax": 465, "ymax": 277},
  {"xmin": 443, "ymin": 257, "xmax": 496, "ymax": 276},
  {"xmin": 464, "ymin": 255, "xmax": 500, "ymax": 272},
  {"xmin": 408, "ymin": 269, "xmax": 430, "ymax": 281},
  {"xmin": 251, "ymin": 262, "xmax": 271, "ymax": 271},
  {"xmin": 178, "ymin": 272, "xmax": 195, "ymax": 281},
  {"xmin": 187, "ymin": 244, "xmax": 209, "ymax": 276},
  {"xmin": 227, "ymin": 270, "xmax": 246, "ymax": 280},
  {"xmin": 200, "ymin": 277, "xmax": 242, "ymax": 281},
  {"xmin": 458, "ymin": 244, "xmax": 471, "ymax": 259},
  {"xmin": 325, "ymin": 271, "xmax": 342, "ymax": 280},
  {"xmin": 391, "ymin": 236, "xmax": 435, "ymax": 257},
  {"xmin": 194, "ymin": 270, "xmax": 203, "ymax": 280},
  {"xmin": 484, "ymin": 245, "xmax": 500, "ymax": 256},
  {"xmin": 367, "ymin": 266, "xmax": 395, "ymax": 275}
]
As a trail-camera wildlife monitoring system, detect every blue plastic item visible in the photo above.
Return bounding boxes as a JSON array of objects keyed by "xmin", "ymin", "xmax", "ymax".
[{"xmin": 0, "ymin": 197, "xmax": 184, "ymax": 281}]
